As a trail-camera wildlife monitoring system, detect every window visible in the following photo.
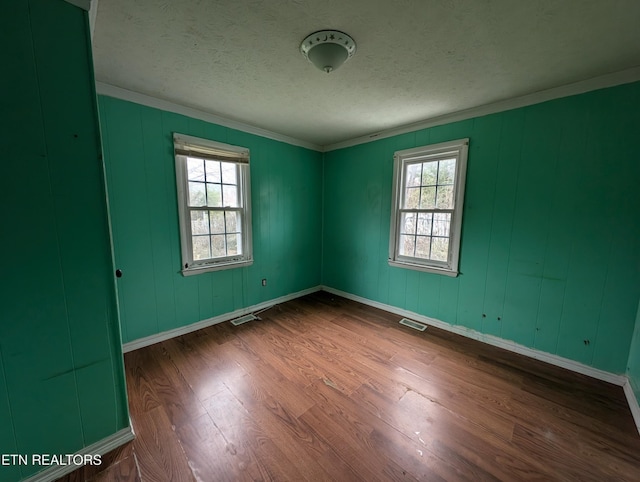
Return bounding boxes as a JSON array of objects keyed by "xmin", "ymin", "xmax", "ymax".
[
  {"xmin": 389, "ymin": 138, "xmax": 469, "ymax": 276},
  {"xmin": 174, "ymin": 133, "xmax": 252, "ymax": 275}
]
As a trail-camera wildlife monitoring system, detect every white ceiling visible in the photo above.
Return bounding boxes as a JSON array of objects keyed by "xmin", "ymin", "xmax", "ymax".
[{"xmin": 92, "ymin": 0, "xmax": 640, "ymax": 148}]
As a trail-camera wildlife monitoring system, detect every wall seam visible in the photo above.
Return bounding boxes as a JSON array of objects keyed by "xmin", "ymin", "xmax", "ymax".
[
  {"xmin": 320, "ymin": 150, "xmax": 326, "ymax": 284},
  {"xmin": 140, "ymin": 106, "xmax": 161, "ymax": 335},
  {"xmin": 84, "ymin": 16, "xmax": 129, "ymax": 436},
  {"xmin": 499, "ymin": 110, "xmax": 526, "ymax": 339},
  {"xmin": 159, "ymin": 110, "xmax": 180, "ymax": 329},
  {"xmin": 480, "ymin": 114, "xmax": 505, "ymax": 333},
  {"xmin": 0, "ymin": 346, "xmax": 20, "ymax": 478},
  {"xmin": 28, "ymin": 0, "xmax": 87, "ymax": 448},
  {"xmin": 554, "ymin": 104, "xmax": 593, "ymax": 359}
]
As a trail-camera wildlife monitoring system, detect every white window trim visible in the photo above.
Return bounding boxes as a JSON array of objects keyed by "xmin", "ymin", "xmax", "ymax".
[
  {"xmin": 174, "ymin": 133, "xmax": 253, "ymax": 276},
  {"xmin": 388, "ymin": 138, "xmax": 469, "ymax": 277}
]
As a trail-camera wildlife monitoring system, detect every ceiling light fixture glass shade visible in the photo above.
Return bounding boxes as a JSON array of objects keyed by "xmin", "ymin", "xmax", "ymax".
[{"xmin": 300, "ymin": 30, "xmax": 356, "ymax": 73}]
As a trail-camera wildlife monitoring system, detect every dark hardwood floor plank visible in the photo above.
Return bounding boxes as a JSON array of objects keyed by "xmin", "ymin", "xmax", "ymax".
[
  {"xmin": 224, "ymin": 336, "xmax": 315, "ymax": 418},
  {"xmin": 230, "ymin": 326, "xmax": 319, "ymax": 388},
  {"xmin": 298, "ymin": 403, "xmax": 387, "ymax": 481},
  {"xmin": 519, "ymin": 374, "xmax": 633, "ymax": 432},
  {"xmin": 123, "ymin": 350, "xmax": 163, "ymax": 416},
  {"xmin": 251, "ymin": 315, "xmax": 373, "ymax": 395},
  {"xmin": 199, "ymin": 319, "xmax": 238, "ymax": 345},
  {"xmin": 312, "ymin": 445, "xmax": 376, "ymax": 482},
  {"xmin": 389, "ymin": 354, "xmax": 517, "ymax": 441},
  {"xmin": 174, "ymin": 412, "xmax": 245, "ymax": 482},
  {"xmin": 512, "ymin": 419, "xmax": 640, "ymax": 481},
  {"xmin": 142, "ymin": 344, "xmax": 207, "ymax": 428},
  {"xmin": 508, "ymin": 386, "xmax": 640, "ymax": 460},
  {"xmin": 224, "ymin": 373, "xmax": 335, "ymax": 481},
  {"xmin": 55, "ymin": 442, "xmax": 135, "ymax": 482},
  {"xmin": 303, "ymin": 379, "xmax": 464, "ymax": 482},
  {"xmin": 202, "ymin": 385, "xmax": 309, "ymax": 481},
  {"xmin": 87, "ymin": 454, "xmax": 141, "ymax": 482},
  {"xmin": 162, "ymin": 332, "xmax": 247, "ymax": 401},
  {"xmin": 131, "ymin": 406, "xmax": 195, "ymax": 482},
  {"xmin": 394, "ymin": 389, "xmax": 555, "ymax": 481},
  {"xmin": 511, "ymin": 423, "xmax": 621, "ymax": 482}
]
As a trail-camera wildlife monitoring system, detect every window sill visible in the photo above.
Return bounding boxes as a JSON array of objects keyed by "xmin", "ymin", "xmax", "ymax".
[
  {"xmin": 181, "ymin": 259, "xmax": 253, "ymax": 276},
  {"xmin": 388, "ymin": 259, "xmax": 459, "ymax": 277}
]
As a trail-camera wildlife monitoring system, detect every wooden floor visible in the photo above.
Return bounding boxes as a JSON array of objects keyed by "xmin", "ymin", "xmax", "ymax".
[{"xmin": 59, "ymin": 291, "xmax": 640, "ymax": 481}]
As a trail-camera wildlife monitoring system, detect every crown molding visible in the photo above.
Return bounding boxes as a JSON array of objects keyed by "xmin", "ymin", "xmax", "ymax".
[
  {"xmin": 324, "ymin": 66, "xmax": 640, "ymax": 152},
  {"xmin": 97, "ymin": 66, "xmax": 640, "ymax": 154},
  {"xmin": 64, "ymin": 0, "xmax": 91, "ymax": 11},
  {"xmin": 95, "ymin": 82, "xmax": 323, "ymax": 152}
]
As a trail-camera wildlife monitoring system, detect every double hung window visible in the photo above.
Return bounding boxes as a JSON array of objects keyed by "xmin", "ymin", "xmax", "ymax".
[
  {"xmin": 174, "ymin": 133, "xmax": 252, "ymax": 275},
  {"xmin": 389, "ymin": 138, "xmax": 469, "ymax": 276}
]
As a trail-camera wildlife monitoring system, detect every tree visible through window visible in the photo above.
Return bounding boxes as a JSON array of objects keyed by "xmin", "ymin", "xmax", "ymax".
[
  {"xmin": 174, "ymin": 134, "xmax": 253, "ymax": 274},
  {"xmin": 389, "ymin": 139, "xmax": 468, "ymax": 276}
]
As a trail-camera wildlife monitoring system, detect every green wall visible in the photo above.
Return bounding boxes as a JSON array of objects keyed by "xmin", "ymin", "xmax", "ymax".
[
  {"xmin": 323, "ymin": 82, "xmax": 640, "ymax": 374},
  {"xmin": 1, "ymin": 2, "xmax": 129, "ymax": 481},
  {"xmin": 98, "ymin": 97, "xmax": 323, "ymax": 343},
  {"xmin": 628, "ymin": 302, "xmax": 640, "ymax": 405}
]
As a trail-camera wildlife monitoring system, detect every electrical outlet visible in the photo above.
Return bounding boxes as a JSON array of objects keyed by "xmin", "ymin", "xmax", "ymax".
[{"xmin": 261, "ymin": 278, "xmax": 267, "ymax": 286}]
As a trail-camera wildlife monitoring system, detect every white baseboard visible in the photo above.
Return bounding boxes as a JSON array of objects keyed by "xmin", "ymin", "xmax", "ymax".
[
  {"xmin": 23, "ymin": 426, "xmax": 135, "ymax": 482},
  {"xmin": 321, "ymin": 286, "xmax": 627, "ymax": 387},
  {"xmin": 122, "ymin": 285, "xmax": 322, "ymax": 353},
  {"xmin": 623, "ymin": 380, "xmax": 640, "ymax": 435}
]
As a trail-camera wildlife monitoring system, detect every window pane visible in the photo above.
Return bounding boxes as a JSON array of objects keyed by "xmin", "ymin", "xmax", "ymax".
[
  {"xmin": 416, "ymin": 213, "xmax": 432, "ymax": 235},
  {"xmin": 436, "ymin": 185, "xmax": 454, "ymax": 209},
  {"xmin": 188, "ymin": 182, "xmax": 206, "ymax": 206},
  {"xmin": 222, "ymin": 185, "xmax": 239, "ymax": 207},
  {"xmin": 433, "ymin": 213, "xmax": 451, "ymax": 236},
  {"xmin": 415, "ymin": 236, "xmax": 431, "ymax": 259},
  {"xmin": 401, "ymin": 212, "xmax": 416, "ymax": 235},
  {"xmin": 420, "ymin": 186, "xmax": 436, "ymax": 209},
  {"xmin": 225, "ymin": 211, "xmax": 239, "ymax": 233},
  {"xmin": 431, "ymin": 237, "xmax": 449, "ymax": 261},
  {"xmin": 192, "ymin": 235, "xmax": 210, "ymax": 260},
  {"xmin": 190, "ymin": 210, "xmax": 209, "ymax": 235},
  {"xmin": 404, "ymin": 187, "xmax": 420, "ymax": 209},
  {"xmin": 209, "ymin": 211, "xmax": 225, "ymax": 234},
  {"xmin": 221, "ymin": 162, "xmax": 237, "ymax": 184},
  {"xmin": 187, "ymin": 158, "xmax": 205, "ymax": 181},
  {"xmin": 211, "ymin": 235, "xmax": 226, "ymax": 257},
  {"xmin": 399, "ymin": 234, "xmax": 415, "ymax": 257},
  {"xmin": 438, "ymin": 158, "xmax": 456, "ymax": 185},
  {"xmin": 405, "ymin": 163, "xmax": 422, "ymax": 187},
  {"xmin": 206, "ymin": 183, "xmax": 222, "ymax": 207},
  {"xmin": 226, "ymin": 233, "xmax": 242, "ymax": 256},
  {"xmin": 422, "ymin": 161, "xmax": 438, "ymax": 186},
  {"xmin": 205, "ymin": 160, "xmax": 221, "ymax": 183}
]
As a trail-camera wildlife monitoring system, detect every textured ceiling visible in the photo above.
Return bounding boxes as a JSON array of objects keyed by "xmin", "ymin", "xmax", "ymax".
[{"xmin": 93, "ymin": 0, "xmax": 640, "ymax": 147}]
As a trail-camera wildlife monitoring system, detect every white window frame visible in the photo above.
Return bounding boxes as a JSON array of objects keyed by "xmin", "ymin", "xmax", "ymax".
[
  {"xmin": 174, "ymin": 133, "xmax": 253, "ymax": 276},
  {"xmin": 389, "ymin": 138, "xmax": 469, "ymax": 277}
]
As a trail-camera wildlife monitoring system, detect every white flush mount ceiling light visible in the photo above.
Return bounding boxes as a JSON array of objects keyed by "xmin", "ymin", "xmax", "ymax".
[{"xmin": 300, "ymin": 30, "xmax": 356, "ymax": 73}]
